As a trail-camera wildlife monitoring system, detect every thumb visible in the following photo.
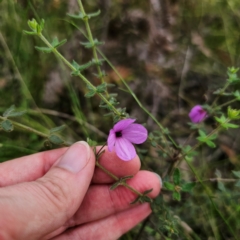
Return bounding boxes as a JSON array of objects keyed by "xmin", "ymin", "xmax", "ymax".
[{"xmin": 0, "ymin": 141, "xmax": 95, "ymax": 240}]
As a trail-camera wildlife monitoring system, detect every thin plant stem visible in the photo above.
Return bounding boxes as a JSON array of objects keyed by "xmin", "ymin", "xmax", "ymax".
[
  {"xmin": 77, "ymin": 0, "xmax": 106, "ymax": 86},
  {"xmin": 216, "ymin": 98, "xmax": 238, "ymax": 109},
  {"xmin": 95, "ymin": 161, "xmax": 145, "ymax": 197},
  {"xmin": 0, "ymin": 116, "xmax": 48, "ymax": 138},
  {"xmin": 38, "ymin": 33, "xmax": 120, "ymax": 117},
  {"xmin": 212, "ymin": 82, "xmax": 230, "ymax": 107}
]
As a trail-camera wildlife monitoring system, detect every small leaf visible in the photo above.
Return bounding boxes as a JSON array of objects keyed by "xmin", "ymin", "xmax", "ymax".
[
  {"xmin": 222, "ymin": 123, "xmax": 239, "ymax": 129},
  {"xmin": 50, "ymin": 125, "xmax": 66, "ymax": 134},
  {"xmin": 96, "ymin": 82, "xmax": 107, "ymax": 93},
  {"xmin": 198, "ymin": 129, "xmax": 207, "ymax": 137},
  {"xmin": 48, "ymin": 134, "xmax": 64, "ymax": 145},
  {"xmin": 172, "ymin": 191, "xmax": 181, "ymax": 201},
  {"xmin": 235, "ymin": 180, "xmax": 240, "ymax": 187},
  {"xmin": 87, "ymin": 9, "xmax": 101, "ymax": 19},
  {"xmin": 85, "ymin": 90, "xmax": 96, "ymax": 98},
  {"xmin": 205, "ymin": 140, "xmax": 216, "ymax": 148},
  {"xmin": 130, "ymin": 196, "xmax": 141, "ymax": 205},
  {"xmin": 67, "ymin": 12, "xmax": 85, "ymax": 19},
  {"xmin": 215, "ymin": 169, "xmax": 222, "ymax": 178},
  {"xmin": 164, "ymin": 182, "xmax": 175, "ymax": 191},
  {"xmin": 91, "ymin": 58, "xmax": 105, "ymax": 66},
  {"xmin": 7, "ymin": 110, "xmax": 27, "ymax": 117},
  {"xmin": 151, "ymin": 141, "xmax": 157, "ymax": 147},
  {"xmin": 143, "ymin": 188, "xmax": 153, "ymax": 195},
  {"xmin": 141, "ymin": 196, "xmax": 152, "ymax": 203},
  {"xmin": 35, "ymin": 46, "xmax": 53, "ymax": 53},
  {"xmin": 217, "ymin": 182, "xmax": 226, "ymax": 192},
  {"xmin": 232, "ymin": 171, "xmax": 240, "ymax": 178},
  {"xmin": 52, "ymin": 38, "xmax": 67, "ymax": 48},
  {"xmin": 3, "ymin": 105, "xmax": 15, "ymax": 117},
  {"xmin": 1, "ymin": 120, "xmax": 13, "ymax": 132},
  {"xmin": 110, "ymin": 182, "xmax": 120, "ymax": 190},
  {"xmin": 87, "ymin": 137, "xmax": 98, "ymax": 147},
  {"xmin": 181, "ymin": 182, "xmax": 196, "ymax": 192},
  {"xmin": 173, "ymin": 168, "xmax": 180, "ymax": 185},
  {"xmin": 23, "ymin": 30, "xmax": 38, "ymax": 35}
]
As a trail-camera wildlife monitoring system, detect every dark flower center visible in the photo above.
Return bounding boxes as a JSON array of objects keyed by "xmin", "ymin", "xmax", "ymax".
[{"xmin": 115, "ymin": 131, "xmax": 122, "ymax": 138}]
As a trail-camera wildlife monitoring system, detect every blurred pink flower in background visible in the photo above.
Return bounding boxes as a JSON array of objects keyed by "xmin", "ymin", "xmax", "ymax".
[
  {"xmin": 107, "ymin": 119, "xmax": 148, "ymax": 161},
  {"xmin": 189, "ymin": 105, "xmax": 208, "ymax": 123}
]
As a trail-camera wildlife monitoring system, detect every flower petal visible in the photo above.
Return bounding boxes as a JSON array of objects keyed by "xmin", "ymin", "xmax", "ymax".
[
  {"xmin": 122, "ymin": 123, "xmax": 148, "ymax": 144},
  {"xmin": 113, "ymin": 119, "xmax": 136, "ymax": 132},
  {"xmin": 189, "ymin": 105, "xmax": 207, "ymax": 123},
  {"xmin": 107, "ymin": 129, "xmax": 116, "ymax": 152},
  {"xmin": 115, "ymin": 137, "xmax": 136, "ymax": 161}
]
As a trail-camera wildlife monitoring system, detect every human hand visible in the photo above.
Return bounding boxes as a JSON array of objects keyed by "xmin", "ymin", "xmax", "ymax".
[{"xmin": 0, "ymin": 141, "xmax": 161, "ymax": 240}]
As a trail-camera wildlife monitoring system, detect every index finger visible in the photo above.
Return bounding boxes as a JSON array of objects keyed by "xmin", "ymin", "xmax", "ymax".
[
  {"xmin": 0, "ymin": 145, "xmax": 141, "ymax": 187},
  {"xmin": 0, "ymin": 147, "xmax": 68, "ymax": 187}
]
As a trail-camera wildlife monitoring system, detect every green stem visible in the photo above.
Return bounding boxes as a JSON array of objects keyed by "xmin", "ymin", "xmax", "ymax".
[
  {"xmin": 77, "ymin": 0, "xmax": 105, "ymax": 85},
  {"xmin": 216, "ymin": 98, "xmax": 238, "ymax": 109},
  {"xmin": 212, "ymin": 82, "xmax": 230, "ymax": 107},
  {"xmin": 38, "ymin": 34, "xmax": 120, "ymax": 117},
  {"xmin": 0, "ymin": 116, "xmax": 48, "ymax": 138},
  {"xmin": 95, "ymin": 161, "xmax": 144, "ymax": 197}
]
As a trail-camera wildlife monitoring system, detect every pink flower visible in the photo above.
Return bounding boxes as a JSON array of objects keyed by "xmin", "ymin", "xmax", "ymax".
[
  {"xmin": 189, "ymin": 105, "xmax": 208, "ymax": 123},
  {"xmin": 107, "ymin": 119, "xmax": 148, "ymax": 161}
]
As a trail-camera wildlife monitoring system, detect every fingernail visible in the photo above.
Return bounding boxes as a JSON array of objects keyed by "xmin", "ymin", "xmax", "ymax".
[
  {"xmin": 154, "ymin": 173, "xmax": 162, "ymax": 187},
  {"xmin": 56, "ymin": 141, "xmax": 90, "ymax": 173}
]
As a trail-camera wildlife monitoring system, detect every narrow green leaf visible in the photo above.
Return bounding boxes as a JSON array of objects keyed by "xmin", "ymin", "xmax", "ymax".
[
  {"xmin": 110, "ymin": 182, "xmax": 120, "ymax": 190},
  {"xmin": 3, "ymin": 105, "xmax": 15, "ymax": 117},
  {"xmin": 196, "ymin": 136, "xmax": 207, "ymax": 143},
  {"xmin": 1, "ymin": 120, "xmax": 13, "ymax": 132},
  {"xmin": 172, "ymin": 191, "xmax": 181, "ymax": 201},
  {"xmin": 23, "ymin": 30, "xmax": 38, "ymax": 35},
  {"xmin": 67, "ymin": 12, "xmax": 85, "ymax": 19},
  {"xmin": 143, "ymin": 188, "xmax": 153, "ymax": 195},
  {"xmin": 235, "ymin": 180, "xmax": 240, "ymax": 187},
  {"xmin": 209, "ymin": 134, "xmax": 217, "ymax": 140},
  {"xmin": 164, "ymin": 182, "xmax": 175, "ymax": 191},
  {"xmin": 130, "ymin": 196, "xmax": 141, "ymax": 205},
  {"xmin": 50, "ymin": 125, "xmax": 66, "ymax": 134},
  {"xmin": 198, "ymin": 129, "xmax": 206, "ymax": 137},
  {"xmin": 85, "ymin": 90, "xmax": 96, "ymax": 98},
  {"xmin": 205, "ymin": 140, "xmax": 216, "ymax": 148},
  {"xmin": 78, "ymin": 61, "xmax": 93, "ymax": 71},
  {"xmin": 96, "ymin": 82, "xmax": 107, "ymax": 93},
  {"xmin": 54, "ymin": 39, "xmax": 67, "ymax": 48},
  {"xmin": 35, "ymin": 46, "xmax": 52, "ymax": 53},
  {"xmin": 87, "ymin": 9, "xmax": 101, "ymax": 19},
  {"xmin": 173, "ymin": 168, "xmax": 181, "ymax": 185},
  {"xmin": 215, "ymin": 169, "xmax": 222, "ymax": 178},
  {"xmin": 48, "ymin": 135, "xmax": 64, "ymax": 145},
  {"xmin": 141, "ymin": 196, "xmax": 152, "ymax": 203},
  {"xmin": 151, "ymin": 141, "xmax": 157, "ymax": 147},
  {"xmin": 80, "ymin": 41, "xmax": 93, "ymax": 48},
  {"xmin": 181, "ymin": 182, "xmax": 196, "ymax": 192},
  {"xmin": 218, "ymin": 182, "xmax": 226, "ymax": 192},
  {"xmin": 232, "ymin": 171, "xmax": 240, "ymax": 178},
  {"xmin": 51, "ymin": 37, "xmax": 59, "ymax": 47},
  {"xmin": 7, "ymin": 110, "xmax": 27, "ymax": 117},
  {"xmin": 224, "ymin": 123, "xmax": 239, "ymax": 129}
]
